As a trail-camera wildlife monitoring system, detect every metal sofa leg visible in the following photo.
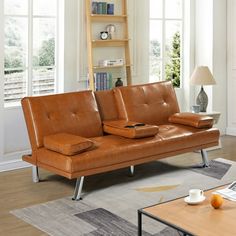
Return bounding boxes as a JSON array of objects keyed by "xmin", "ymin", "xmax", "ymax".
[
  {"xmin": 32, "ymin": 166, "xmax": 39, "ymax": 183},
  {"xmin": 201, "ymin": 149, "xmax": 210, "ymax": 167},
  {"xmin": 129, "ymin": 165, "xmax": 135, "ymax": 176},
  {"xmin": 72, "ymin": 176, "xmax": 85, "ymax": 201}
]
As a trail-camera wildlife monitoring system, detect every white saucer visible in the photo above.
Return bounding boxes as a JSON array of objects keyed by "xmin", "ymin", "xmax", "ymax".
[{"xmin": 184, "ymin": 196, "xmax": 206, "ymax": 205}]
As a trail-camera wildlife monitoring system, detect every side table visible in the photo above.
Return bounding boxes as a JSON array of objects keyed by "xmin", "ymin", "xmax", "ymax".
[{"xmin": 199, "ymin": 111, "xmax": 221, "ymax": 125}]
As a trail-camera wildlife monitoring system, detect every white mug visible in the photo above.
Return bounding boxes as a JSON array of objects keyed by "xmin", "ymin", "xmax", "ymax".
[{"xmin": 189, "ymin": 189, "xmax": 204, "ymax": 201}]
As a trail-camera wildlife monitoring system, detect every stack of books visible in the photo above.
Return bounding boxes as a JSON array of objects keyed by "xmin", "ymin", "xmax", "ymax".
[
  {"xmin": 94, "ymin": 72, "xmax": 113, "ymax": 91},
  {"xmin": 92, "ymin": 1, "xmax": 114, "ymax": 15}
]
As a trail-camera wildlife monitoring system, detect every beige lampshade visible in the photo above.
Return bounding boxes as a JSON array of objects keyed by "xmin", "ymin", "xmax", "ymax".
[{"xmin": 190, "ymin": 66, "xmax": 216, "ymax": 85}]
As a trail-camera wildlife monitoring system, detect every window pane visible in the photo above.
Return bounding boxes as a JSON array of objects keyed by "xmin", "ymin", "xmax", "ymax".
[
  {"xmin": 4, "ymin": 17, "xmax": 28, "ymax": 68},
  {"xmin": 33, "ymin": 68, "xmax": 55, "ymax": 96},
  {"xmin": 150, "ymin": 60, "xmax": 162, "ymax": 83},
  {"xmin": 150, "ymin": 0, "xmax": 162, "ymax": 18},
  {"xmin": 4, "ymin": 0, "xmax": 28, "ymax": 15},
  {"xmin": 165, "ymin": 58, "xmax": 181, "ymax": 87},
  {"xmin": 33, "ymin": 18, "xmax": 56, "ymax": 67},
  {"xmin": 150, "ymin": 20, "xmax": 162, "ymax": 59},
  {"xmin": 165, "ymin": 0, "xmax": 182, "ymax": 19},
  {"xmin": 165, "ymin": 21, "xmax": 181, "ymax": 58},
  {"xmin": 4, "ymin": 70, "xmax": 27, "ymax": 104},
  {"xmin": 33, "ymin": 0, "xmax": 57, "ymax": 16}
]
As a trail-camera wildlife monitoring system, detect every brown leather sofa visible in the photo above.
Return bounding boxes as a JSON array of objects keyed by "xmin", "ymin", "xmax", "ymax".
[{"xmin": 21, "ymin": 81, "xmax": 220, "ymax": 200}]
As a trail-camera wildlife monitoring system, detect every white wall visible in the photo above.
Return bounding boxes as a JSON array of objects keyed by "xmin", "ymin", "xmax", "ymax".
[
  {"xmin": 194, "ymin": 0, "xmax": 213, "ymax": 110},
  {"xmin": 181, "ymin": 0, "xmax": 195, "ymax": 112},
  {"xmin": 194, "ymin": 0, "xmax": 227, "ymax": 134},
  {"xmin": 64, "ymin": 0, "xmax": 78, "ymax": 92},
  {"xmin": 212, "ymin": 0, "xmax": 227, "ymax": 135},
  {"xmin": 227, "ymin": 0, "xmax": 236, "ymax": 135}
]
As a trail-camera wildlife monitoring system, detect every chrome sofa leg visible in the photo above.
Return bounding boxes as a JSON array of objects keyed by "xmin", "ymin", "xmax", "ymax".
[
  {"xmin": 129, "ymin": 165, "xmax": 135, "ymax": 176},
  {"xmin": 201, "ymin": 149, "xmax": 209, "ymax": 167},
  {"xmin": 32, "ymin": 166, "xmax": 39, "ymax": 183},
  {"xmin": 72, "ymin": 176, "xmax": 84, "ymax": 201}
]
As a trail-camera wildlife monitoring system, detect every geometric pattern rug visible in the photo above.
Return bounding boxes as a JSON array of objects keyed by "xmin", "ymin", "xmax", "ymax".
[
  {"xmin": 191, "ymin": 159, "xmax": 232, "ymax": 180},
  {"xmin": 11, "ymin": 158, "xmax": 236, "ymax": 236}
]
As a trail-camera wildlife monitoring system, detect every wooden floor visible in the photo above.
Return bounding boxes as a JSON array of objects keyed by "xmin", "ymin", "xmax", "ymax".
[{"xmin": 0, "ymin": 135, "xmax": 235, "ymax": 236}]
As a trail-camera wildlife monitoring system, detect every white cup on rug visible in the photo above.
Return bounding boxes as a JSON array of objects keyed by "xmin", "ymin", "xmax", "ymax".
[{"xmin": 189, "ymin": 189, "xmax": 204, "ymax": 201}]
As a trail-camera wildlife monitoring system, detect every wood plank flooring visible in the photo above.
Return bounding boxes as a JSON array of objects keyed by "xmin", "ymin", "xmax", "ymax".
[{"xmin": 0, "ymin": 135, "xmax": 235, "ymax": 236}]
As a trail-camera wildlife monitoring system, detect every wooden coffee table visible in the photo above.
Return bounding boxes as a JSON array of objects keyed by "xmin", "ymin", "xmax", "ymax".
[{"xmin": 138, "ymin": 184, "xmax": 236, "ymax": 236}]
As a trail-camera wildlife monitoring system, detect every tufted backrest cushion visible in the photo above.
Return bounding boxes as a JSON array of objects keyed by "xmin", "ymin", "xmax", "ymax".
[
  {"xmin": 21, "ymin": 91, "xmax": 103, "ymax": 149},
  {"xmin": 94, "ymin": 90, "xmax": 119, "ymax": 121},
  {"xmin": 113, "ymin": 81, "xmax": 180, "ymax": 125}
]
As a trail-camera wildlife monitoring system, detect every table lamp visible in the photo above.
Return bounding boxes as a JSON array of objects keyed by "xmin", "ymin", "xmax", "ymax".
[{"xmin": 190, "ymin": 66, "xmax": 216, "ymax": 112}]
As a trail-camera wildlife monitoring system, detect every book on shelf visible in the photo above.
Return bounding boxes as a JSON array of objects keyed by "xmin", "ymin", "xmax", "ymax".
[
  {"xmin": 93, "ymin": 72, "xmax": 113, "ymax": 91},
  {"xmin": 91, "ymin": 1, "xmax": 114, "ymax": 15},
  {"xmin": 91, "ymin": 2, "xmax": 98, "ymax": 14},
  {"xmin": 101, "ymin": 2, "xmax": 107, "ymax": 14},
  {"xmin": 97, "ymin": 2, "xmax": 103, "ymax": 14},
  {"xmin": 107, "ymin": 3, "xmax": 114, "ymax": 15}
]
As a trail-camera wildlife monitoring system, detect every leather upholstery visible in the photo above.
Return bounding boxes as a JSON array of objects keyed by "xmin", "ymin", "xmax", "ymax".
[
  {"xmin": 21, "ymin": 81, "xmax": 220, "ymax": 180},
  {"xmin": 21, "ymin": 91, "xmax": 103, "ymax": 149},
  {"xmin": 169, "ymin": 112, "xmax": 214, "ymax": 128},
  {"xmin": 113, "ymin": 81, "xmax": 180, "ymax": 125},
  {"xmin": 44, "ymin": 133, "xmax": 94, "ymax": 156},
  {"xmin": 95, "ymin": 90, "xmax": 119, "ymax": 121},
  {"xmin": 103, "ymin": 120, "xmax": 159, "ymax": 138},
  {"xmin": 36, "ymin": 125, "xmax": 219, "ymax": 177}
]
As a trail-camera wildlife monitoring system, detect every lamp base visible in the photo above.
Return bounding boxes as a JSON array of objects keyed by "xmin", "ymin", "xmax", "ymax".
[{"xmin": 196, "ymin": 86, "xmax": 208, "ymax": 112}]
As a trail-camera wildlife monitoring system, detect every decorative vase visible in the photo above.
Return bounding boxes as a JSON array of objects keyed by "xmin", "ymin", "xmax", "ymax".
[
  {"xmin": 115, "ymin": 78, "xmax": 123, "ymax": 87},
  {"xmin": 196, "ymin": 86, "xmax": 208, "ymax": 112}
]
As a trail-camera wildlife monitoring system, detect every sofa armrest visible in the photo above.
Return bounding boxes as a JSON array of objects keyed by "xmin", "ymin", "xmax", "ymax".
[
  {"xmin": 44, "ymin": 133, "xmax": 94, "ymax": 156},
  {"xmin": 103, "ymin": 120, "xmax": 159, "ymax": 139},
  {"xmin": 168, "ymin": 112, "xmax": 214, "ymax": 128}
]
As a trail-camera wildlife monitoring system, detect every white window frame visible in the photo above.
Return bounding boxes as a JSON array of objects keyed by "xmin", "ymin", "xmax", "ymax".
[
  {"xmin": 0, "ymin": 0, "xmax": 4, "ymax": 156},
  {"xmin": 3, "ymin": 0, "xmax": 60, "ymax": 107},
  {"xmin": 149, "ymin": 0, "xmax": 185, "ymax": 87}
]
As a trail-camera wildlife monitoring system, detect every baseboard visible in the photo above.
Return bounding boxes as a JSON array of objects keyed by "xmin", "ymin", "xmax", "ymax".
[
  {"xmin": 0, "ymin": 159, "xmax": 31, "ymax": 172},
  {"xmin": 0, "ymin": 149, "xmax": 32, "ymax": 172},
  {"xmin": 226, "ymin": 127, "xmax": 236, "ymax": 136}
]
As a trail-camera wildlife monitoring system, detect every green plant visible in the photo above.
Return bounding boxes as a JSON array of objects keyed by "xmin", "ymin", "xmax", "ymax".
[
  {"xmin": 165, "ymin": 31, "xmax": 181, "ymax": 87},
  {"xmin": 38, "ymin": 38, "xmax": 55, "ymax": 66}
]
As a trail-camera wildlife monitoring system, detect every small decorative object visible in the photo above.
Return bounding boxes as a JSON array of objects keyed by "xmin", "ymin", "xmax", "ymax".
[
  {"xmin": 191, "ymin": 105, "xmax": 200, "ymax": 113},
  {"xmin": 211, "ymin": 193, "xmax": 223, "ymax": 209},
  {"xmin": 100, "ymin": 31, "xmax": 109, "ymax": 40},
  {"xmin": 106, "ymin": 24, "xmax": 116, "ymax": 39},
  {"xmin": 107, "ymin": 3, "xmax": 114, "ymax": 15},
  {"xmin": 190, "ymin": 66, "xmax": 216, "ymax": 112},
  {"xmin": 115, "ymin": 78, "xmax": 123, "ymax": 87}
]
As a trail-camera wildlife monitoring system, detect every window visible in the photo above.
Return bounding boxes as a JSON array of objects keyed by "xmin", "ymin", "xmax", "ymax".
[
  {"xmin": 4, "ymin": 0, "xmax": 58, "ymax": 105},
  {"xmin": 149, "ymin": 0, "xmax": 183, "ymax": 87}
]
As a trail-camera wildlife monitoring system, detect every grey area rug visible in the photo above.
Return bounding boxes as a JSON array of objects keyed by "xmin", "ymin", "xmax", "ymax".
[
  {"xmin": 191, "ymin": 159, "xmax": 231, "ymax": 180},
  {"xmin": 11, "ymin": 158, "xmax": 236, "ymax": 236}
]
